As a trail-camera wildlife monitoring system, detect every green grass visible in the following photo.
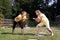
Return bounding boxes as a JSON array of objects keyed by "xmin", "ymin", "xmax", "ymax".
[{"xmin": 0, "ymin": 27, "xmax": 60, "ymax": 40}]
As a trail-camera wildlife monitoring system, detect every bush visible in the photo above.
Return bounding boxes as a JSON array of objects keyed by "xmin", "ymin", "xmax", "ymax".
[{"xmin": 28, "ymin": 20, "xmax": 38, "ymax": 27}]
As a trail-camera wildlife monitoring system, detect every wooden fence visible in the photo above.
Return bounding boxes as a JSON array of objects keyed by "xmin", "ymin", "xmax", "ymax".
[
  {"xmin": 1, "ymin": 19, "xmax": 13, "ymax": 27},
  {"xmin": 0, "ymin": 18, "xmax": 60, "ymax": 27}
]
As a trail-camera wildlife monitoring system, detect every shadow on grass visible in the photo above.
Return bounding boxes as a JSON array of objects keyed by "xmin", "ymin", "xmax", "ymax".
[
  {"xmin": 1, "ymin": 32, "xmax": 34, "ymax": 35},
  {"xmin": 1, "ymin": 32, "xmax": 49, "ymax": 36}
]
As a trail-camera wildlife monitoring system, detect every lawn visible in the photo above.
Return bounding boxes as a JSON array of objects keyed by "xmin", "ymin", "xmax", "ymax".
[{"xmin": 0, "ymin": 26, "xmax": 60, "ymax": 40}]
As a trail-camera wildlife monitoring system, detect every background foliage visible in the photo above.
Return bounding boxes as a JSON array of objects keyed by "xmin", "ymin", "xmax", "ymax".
[{"xmin": 0, "ymin": 0, "xmax": 59, "ymax": 26}]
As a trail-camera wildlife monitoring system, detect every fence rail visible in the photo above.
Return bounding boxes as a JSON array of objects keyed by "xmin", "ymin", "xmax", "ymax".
[
  {"xmin": 0, "ymin": 18, "xmax": 60, "ymax": 27},
  {"xmin": 1, "ymin": 19, "xmax": 13, "ymax": 27}
]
